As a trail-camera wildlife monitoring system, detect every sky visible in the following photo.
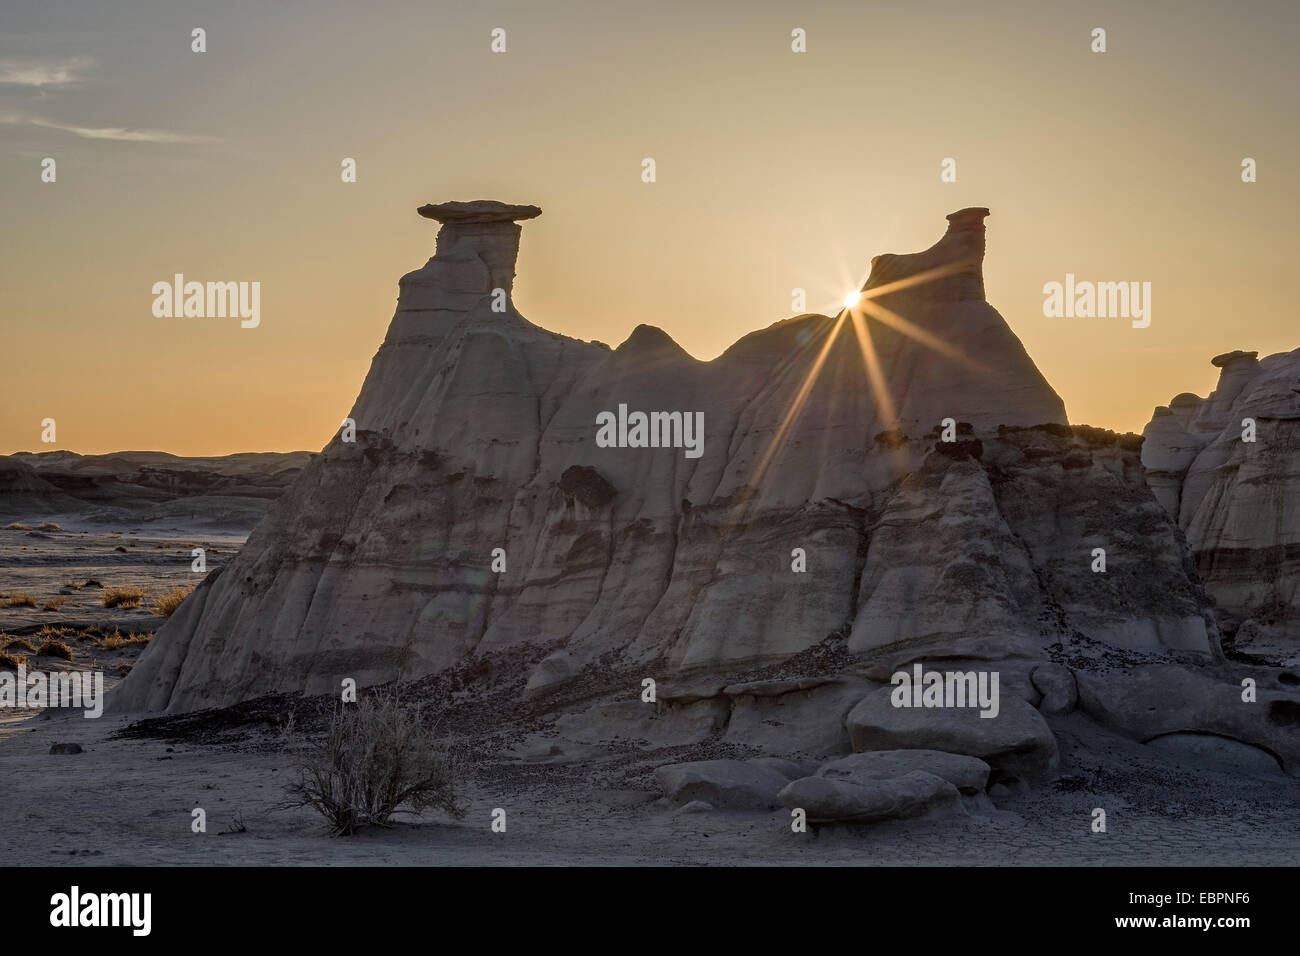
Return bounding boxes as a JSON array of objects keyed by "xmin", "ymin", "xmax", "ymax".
[{"xmin": 1, "ymin": 0, "xmax": 1296, "ymax": 456}]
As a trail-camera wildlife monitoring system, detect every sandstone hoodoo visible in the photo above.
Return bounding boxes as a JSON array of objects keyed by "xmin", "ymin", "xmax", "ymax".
[
  {"xmin": 1143, "ymin": 348, "xmax": 1300, "ymax": 665},
  {"xmin": 112, "ymin": 200, "xmax": 1297, "ymax": 794}
]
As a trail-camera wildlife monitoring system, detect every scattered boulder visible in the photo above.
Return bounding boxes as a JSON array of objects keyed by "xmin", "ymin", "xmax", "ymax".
[
  {"xmin": 676, "ymin": 800, "xmax": 714, "ymax": 814},
  {"xmin": 778, "ymin": 770, "xmax": 963, "ymax": 823},
  {"xmin": 1146, "ymin": 733, "xmax": 1283, "ymax": 776},
  {"xmin": 815, "ymin": 749, "xmax": 990, "ymax": 794},
  {"xmin": 523, "ymin": 650, "xmax": 577, "ymax": 697},
  {"xmin": 654, "ymin": 758, "xmax": 802, "ymax": 810},
  {"xmin": 1075, "ymin": 664, "xmax": 1299, "ymax": 773},
  {"xmin": 1031, "ymin": 662, "xmax": 1077, "ymax": 715},
  {"xmin": 845, "ymin": 686, "xmax": 1060, "ymax": 784},
  {"xmin": 49, "ymin": 743, "xmax": 83, "ymax": 755},
  {"xmin": 722, "ymin": 676, "xmax": 872, "ymax": 757}
]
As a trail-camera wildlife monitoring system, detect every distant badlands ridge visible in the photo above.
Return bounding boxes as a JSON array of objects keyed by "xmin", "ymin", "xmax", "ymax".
[{"xmin": 0, "ymin": 450, "xmax": 311, "ymax": 529}]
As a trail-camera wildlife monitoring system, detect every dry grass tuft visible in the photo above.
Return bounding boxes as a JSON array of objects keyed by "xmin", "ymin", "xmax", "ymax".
[
  {"xmin": 4, "ymin": 593, "xmax": 37, "ymax": 608},
  {"xmin": 0, "ymin": 649, "xmax": 26, "ymax": 670},
  {"xmin": 151, "ymin": 585, "xmax": 195, "ymax": 617},
  {"xmin": 100, "ymin": 629, "xmax": 152, "ymax": 650},
  {"xmin": 43, "ymin": 596, "xmax": 67, "ymax": 612},
  {"xmin": 35, "ymin": 638, "xmax": 73, "ymax": 660},
  {"xmin": 3, "ymin": 636, "xmax": 37, "ymax": 653},
  {"xmin": 38, "ymin": 522, "xmax": 62, "ymax": 531},
  {"xmin": 6, "ymin": 523, "xmax": 31, "ymax": 531},
  {"xmin": 102, "ymin": 585, "xmax": 144, "ymax": 609}
]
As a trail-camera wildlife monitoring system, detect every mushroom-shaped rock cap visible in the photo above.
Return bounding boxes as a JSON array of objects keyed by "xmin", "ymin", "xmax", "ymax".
[
  {"xmin": 945, "ymin": 207, "xmax": 991, "ymax": 232},
  {"xmin": 417, "ymin": 200, "xmax": 542, "ymax": 223},
  {"xmin": 1210, "ymin": 350, "xmax": 1259, "ymax": 368}
]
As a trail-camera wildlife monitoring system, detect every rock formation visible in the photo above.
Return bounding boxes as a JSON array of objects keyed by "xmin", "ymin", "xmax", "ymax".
[
  {"xmin": 111, "ymin": 200, "xmax": 1298, "ymax": 793},
  {"xmin": 1143, "ymin": 349, "xmax": 1300, "ymax": 664}
]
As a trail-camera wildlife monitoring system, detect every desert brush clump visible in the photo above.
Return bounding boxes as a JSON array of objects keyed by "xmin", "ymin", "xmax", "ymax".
[
  {"xmin": 6, "ymin": 523, "xmax": 31, "ymax": 531},
  {"xmin": 4, "ymin": 593, "xmax": 37, "ymax": 608},
  {"xmin": 2, "ymin": 636, "xmax": 37, "ymax": 653},
  {"xmin": 100, "ymin": 629, "xmax": 152, "ymax": 650},
  {"xmin": 0, "ymin": 650, "xmax": 26, "ymax": 670},
  {"xmin": 101, "ymin": 585, "xmax": 144, "ymax": 609},
  {"xmin": 35, "ymin": 638, "xmax": 73, "ymax": 660},
  {"xmin": 38, "ymin": 522, "xmax": 61, "ymax": 531},
  {"xmin": 43, "ymin": 596, "xmax": 67, "ymax": 612},
  {"xmin": 151, "ymin": 585, "xmax": 194, "ymax": 617},
  {"xmin": 281, "ymin": 691, "xmax": 464, "ymax": 837}
]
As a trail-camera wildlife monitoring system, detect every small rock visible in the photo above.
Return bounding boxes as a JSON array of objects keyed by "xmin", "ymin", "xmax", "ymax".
[
  {"xmin": 676, "ymin": 800, "xmax": 714, "ymax": 814},
  {"xmin": 49, "ymin": 742, "xmax": 83, "ymax": 755},
  {"xmin": 1031, "ymin": 662, "xmax": 1078, "ymax": 715},
  {"xmin": 523, "ymin": 651, "xmax": 577, "ymax": 698},
  {"xmin": 654, "ymin": 759, "xmax": 799, "ymax": 810}
]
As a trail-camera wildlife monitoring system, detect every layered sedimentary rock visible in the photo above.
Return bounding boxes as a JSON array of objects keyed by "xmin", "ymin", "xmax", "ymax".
[
  {"xmin": 1143, "ymin": 349, "xmax": 1300, "ymax": 663},
  {"xmin": 119, "ymin": 203, "xmax": 1228, "ymax": 728}
]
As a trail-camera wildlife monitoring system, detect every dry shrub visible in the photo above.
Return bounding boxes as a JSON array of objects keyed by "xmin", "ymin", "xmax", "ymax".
[
  {"xmin": 43, "ymin": 596, "xmax": 67, "ymax": 612},
  {"xmin": 3, "ymin": 636, "xmax": 36, "ymax": 653},
  {"xmin": 6, "ymin": 523, "xmax": 30, "ymax": 531},
  {"xmin": 35, "ymin": 638, "xmax": 73, "ymax": 660},
  {"xmin": 151, "ymin": 585, "xmax": 194, "ymax": 617},
  {"xmin": 0, "ymin": 650, "xmax": 25, "ymax": 670},
  {"xmin": 39, "ymin": 522, "xmax": 61, "ymax": 531},
  {"xmin": 102, "ymin": 585, "xmax": 144, "ymax": 609},
  {"xmin": 113, "ymin": 545, "xmax": 128, "ymax": 553},
  {"xmin": 281, "ymin": 692, "xmax": 463, "ymax": 836},
  {"xmin": 101, "ymin": 629, "xmax": 152, "ymax": 650},
  {"xmin": 4, "ymin": 593, "xmax": 36, "ymax": 608}
]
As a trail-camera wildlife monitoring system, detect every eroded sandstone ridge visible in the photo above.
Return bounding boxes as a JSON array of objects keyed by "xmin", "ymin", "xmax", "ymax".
[
  {"xmin": 1143, "ymin": 348, "xmax": 1300, "ymax": 664},
  {"xmin": 112, "ymin": 201, "xmax": 1298, "ymax": 791}
]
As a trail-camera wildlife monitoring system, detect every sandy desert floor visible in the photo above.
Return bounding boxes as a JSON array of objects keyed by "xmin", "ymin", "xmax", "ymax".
[
  {"xmin": 2, "ymin": 525, "xmax": 1298, "ymax": 866},
  {"xmin": 2, "ymin": 705, "xmax": 1298, "ymax": 866}
]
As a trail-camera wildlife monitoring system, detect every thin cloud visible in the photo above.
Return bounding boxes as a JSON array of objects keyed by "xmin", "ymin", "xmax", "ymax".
[
  {"xmin": 0, "ymin": 112, "xmax": 212, "ymax": 144},
  {"xmin": 29, "ymin": 117, "xmax": 212, "ymax": 144},
  {"xmin": 0, "ymin": 57, "xmax": 91, "ymax": 87}
]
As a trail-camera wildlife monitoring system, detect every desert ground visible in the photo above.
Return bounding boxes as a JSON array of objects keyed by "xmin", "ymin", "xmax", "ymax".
[{"xmin": 2, "ymin": 525, "xmax": 1296, "ymax": 867}]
